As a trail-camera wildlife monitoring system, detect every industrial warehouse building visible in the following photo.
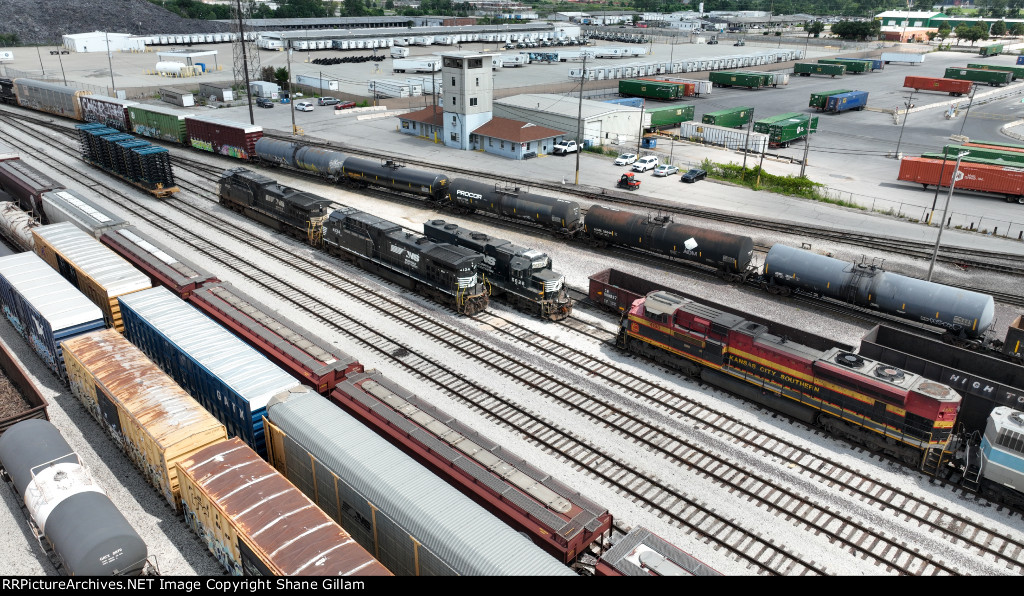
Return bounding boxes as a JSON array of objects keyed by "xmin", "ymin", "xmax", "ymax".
[{"xmin": 493, "ymin": 94, "xmax": 650, "ymax": 148}]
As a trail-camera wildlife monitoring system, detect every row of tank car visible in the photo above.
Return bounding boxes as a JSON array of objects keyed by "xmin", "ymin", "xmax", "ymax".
[
  {"xmin": 0, "ymin": 78, "xmax": 1007, "ymax": 348},
  {"xmin": 251, "ymin": 137, "xmax": 1007, "ymax": 352},
  {"xmin": 0, "ymin": 163, "xmax": 617, "ymax": 575}
]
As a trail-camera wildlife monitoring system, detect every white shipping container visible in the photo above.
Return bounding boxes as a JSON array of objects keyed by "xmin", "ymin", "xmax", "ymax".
[
  {"xmin": 296, "ymin": 74, "xmax": 339, "ymax": 91},
  {"xmin": 393, "ymin": 58, "xmax": 441, "ymax": 73},
  {"xmin": 391, "ymin": 46, "xmax": 409, "ymax": 58},
  {"xmin": 369, "ymin": 79, "xmax": 417, "ymax": 98},
  {"xmin": 499, "ymin": 54, "xmax": 529, "ymax": 67},
  {"xmin": 679, "ymin": 122, "xmax": 768, "ymax": 153},
  {"xmin": 406, "ymin": 77, "xmax": 441, "ymax": 94},
  {"xmin": 659, "ymin": 77, "xmax": 713, "ymax": 96},
  {"xmin": 881, "ymin": 52, "xmax": 925, "ymax": 64}
]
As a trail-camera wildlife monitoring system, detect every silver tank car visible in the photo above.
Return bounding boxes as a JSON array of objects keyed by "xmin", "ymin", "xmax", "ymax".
[
  {"xmin": 584, "ymin": 205, "xmax": 754, "ymax": 279},
  {"xmin": 763, "ymin": 244, "xmax": 995, "ymax": 338},
  {"xmin": 446, "ymin": 178, "xmax": 582, "ymax": 235},
  {"xmin": 341, "ymin": 157, "xmax": 450, "ymax": 199},
  {"xmin": 254, "ymin": 136, "xmax": 299, "ymax": 169},
  {"xmin": 294, "ymin": 144, "xmax": 346, "ymax": 180},
  {"xmin": 0, "ymin": 419, "xmax": 148, "ymax": 576}
]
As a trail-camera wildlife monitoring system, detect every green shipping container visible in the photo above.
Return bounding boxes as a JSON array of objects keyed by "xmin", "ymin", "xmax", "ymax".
[
  {"xmin": 127, "ymin": 104, "xmax": 188, "ymax": 144},
  {"xmin": 647, "ymin": 103, "xmax": 695, "ymax": 129},
  {"xmin": 817, "ymin": 58, "xmax": 869, "ymax": 73},
  {"xmin": 794, "ymin": 62, "xmax": 846, "ymax": 78},
  {"xmin": 920, "ymin": 152, "xmax": 1021, "ymax": 168},
  {"xmin": 966, "ymin": 63, "xmax": 1024, "ymax": 80},
  {"xmin": 934, "ymin": 144, "xmax": 1024, "ymax": 165},
  {"xmin": 980, "ymin": 44, "xmax": 1003, "ymax": 56},
  {"xmin": 701, "ymin": 106, "xmax": 754, "ymax": 129},
  {"xmin": 943, "ymin": 67, "xmax": 1012, "ymax": 86},
  {"xmin": 708, "ymin": 71, "xmax": 763, "ymax": 89},
  {"xmin": 753, "ymin": 113, "xmax": 818, "ymax": 146},
  {"xmin": 832, "ymin": 58, "xmax": 878, "ymax": 72},
  {"xmin": 729, "ymin": 71, "xmax": 777, "ymax": 87},
  {"xmin": 618, "ymin": 79, "xmax": 685, "ymax": 100},
  {"xmin": 808, "ymin": 89, "xmax": 852, "ymax": 109}
]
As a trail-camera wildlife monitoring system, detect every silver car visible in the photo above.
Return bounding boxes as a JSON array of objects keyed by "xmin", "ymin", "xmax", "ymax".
[{"xmin": 652, "ymin": 164, "xmax": 679, "ymax": 177}]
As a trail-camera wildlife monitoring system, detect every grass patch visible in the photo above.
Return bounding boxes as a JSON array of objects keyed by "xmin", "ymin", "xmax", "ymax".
[{"xmin": 701, "ymin": 158, "xmax": 866, "ymax": 210}]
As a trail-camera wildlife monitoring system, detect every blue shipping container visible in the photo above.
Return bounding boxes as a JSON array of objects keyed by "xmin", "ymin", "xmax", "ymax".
[
  {"xmin": 0, "ymin": 252, "xmax": 105, "ymax": 379},
  {"xmin": 1018, "ymin": 55, "xmax": 1024, "ymax": 65},
  {"xmin": 605, "ymin": 97, "xmax": 645, "ymax": 108},
  {"xmin": 825, "ymin": 90, "xmax": 868, "ymax": 113},
  {"xmin": 117, "ymin": 286, "xmax": 301, "ymax": 457}
]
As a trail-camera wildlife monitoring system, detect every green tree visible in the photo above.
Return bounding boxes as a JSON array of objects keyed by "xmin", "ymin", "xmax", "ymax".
[
  {"xmin": 937, "ymin": 22, "xmax": 952, "ymax": 41},
  {"xmin": 992, "ymin": 20, "xmax": 1008, "ymax": 36},
  {"xmin": 259, "ymin": 65, "xmax": 276, "ymax": 83},
  {"xmin": 1010, "ymin": 22, "xmax": 1024, "ymax": 35},
  {"xmin": 385, "ymin": 0, "xmax": 394, "ymax": 8},
  {"xmin": 343, "ymin": 0, "xmax": 369, "ymax": 16},
  {"xmin": 805, "ymin": 20, "xmax": 825, "ymax": 39},
  {"xmin": 274, "ymin": 67, "xmax": 290, "ymax": 88}
]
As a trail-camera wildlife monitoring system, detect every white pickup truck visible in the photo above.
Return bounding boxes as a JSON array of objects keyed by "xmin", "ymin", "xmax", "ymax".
[{"xmin": 552, "ymin": 140, "xmax": 578, "ymax": 155}]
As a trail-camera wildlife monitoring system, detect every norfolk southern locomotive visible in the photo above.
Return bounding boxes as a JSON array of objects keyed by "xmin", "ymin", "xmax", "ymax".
[
  {"xmin": 423, "ymin": 219, "xmax": 573, "ymax": 320},
  {"xmin": 217, "ymin": 168, "xmax": 488, "ymax": 315}
]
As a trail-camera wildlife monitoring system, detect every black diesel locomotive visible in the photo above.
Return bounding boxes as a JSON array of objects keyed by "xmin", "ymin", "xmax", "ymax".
[
  {"xmin": 423, "ymin": 219, "xmax": 573, "ymax": 321},
  {"xmin": 217, "ymin": 167, "xmax": 488, "ymax": 316},
  {"xmin": 323, "ymin": 207, "xmax": 489, "ymax": 316},
  {"xmin": 218, "ymin": 168, "xmax": 333, "ymax": 245}
]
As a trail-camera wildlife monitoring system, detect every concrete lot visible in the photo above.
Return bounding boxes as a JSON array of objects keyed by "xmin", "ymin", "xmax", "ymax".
[{"xmin": 4, "ymin": 39, "xmax": 1024, "ymax": 252}]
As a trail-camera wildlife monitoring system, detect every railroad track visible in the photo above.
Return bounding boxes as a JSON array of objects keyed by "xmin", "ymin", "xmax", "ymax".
[
  {"xmin": 266, "ymin": 131, "xmax": 1024, "ymax": 276},
  {"xmin": 8, "ymin": 116, "xmax": 1024, "ymax": 575}
]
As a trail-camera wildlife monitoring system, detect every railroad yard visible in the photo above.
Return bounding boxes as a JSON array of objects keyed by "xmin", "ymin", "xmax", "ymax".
[{"xmin": 1, "ymin": 34, "xmax": 1024, "ymax": 577}]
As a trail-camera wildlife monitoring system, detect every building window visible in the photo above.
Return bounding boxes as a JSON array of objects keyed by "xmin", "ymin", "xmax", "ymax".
[
  {"xmin": 527, "ymin": 142, "xmax": 531, "ymax": 150},
  {"xmin": 452, "ymin": 96, "xmax": 457, "ymax": 106},
  {"xmin": 451, "ymin": 77, "xmax": 456, "ymax": 87},
  {"xmin": 451, "ymin": 115, "xmax": 456, "ymax": 124},
  {"xmin": 470, "ymin": 97, "xmax": 477, "ymax": 107},
  {"xmin": 402, "ymin": 121, "xmax": 409, "ymax": 129},
  {"xmin": 500, "ymin": 140, "xmax": 505, "ymax": 149},
  {"xmin": 451, "ymin": 132, "xmax": 458, "ymax": 141},
  {"xmin": 475, "ymin": 77, "xmax": 480, "ymax": 86},
  {"xmin": 489, "ymin": 138, "xmax": 493, "ymax": 146}
]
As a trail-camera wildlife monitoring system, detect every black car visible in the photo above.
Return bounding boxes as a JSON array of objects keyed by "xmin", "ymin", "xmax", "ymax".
[
  {"xmin": 255, "ymin": 97, "xmax": 273, "ymax": 108},
  {"xmin": 681, "ymin": 168, "xmax": 707, "ymax": 183}
]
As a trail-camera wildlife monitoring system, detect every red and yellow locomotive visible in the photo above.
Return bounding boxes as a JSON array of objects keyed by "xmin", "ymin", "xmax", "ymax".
[{"xmin": 618, "ymin": 291, "xmax": 962, "ymax": 467}]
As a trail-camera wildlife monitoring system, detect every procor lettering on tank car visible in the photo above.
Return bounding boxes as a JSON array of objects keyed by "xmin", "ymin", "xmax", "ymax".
[
  {"xmin": 583, "ymin": 204, "xmax": 755, "ymax": 281},
  {"xmin": 618, "ymin": 291, "xmax": 963, "ymax": 467},
  {"xmin": 762, "ymin": 244, "xmax": 996, "ymax": 343},
  {"xmin": 341, "ymin": 157, "xmax": 450, "ymax": 199},
  {"xmin": 445, "ymin": 178, "xmax": 583, "ymax": 236},
  {"xmin": 322, "ymin": 206, "xmax": 489, "ymax": 316},
  {"xmin": 218, "ymin": 168, "xmax": 333, "ymax": 245},
  {"xmin": 423, "ymin": 219, "xmax": 573, "ymax": 321}
]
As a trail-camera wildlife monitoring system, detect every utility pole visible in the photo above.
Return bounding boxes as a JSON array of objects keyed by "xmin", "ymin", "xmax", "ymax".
[
  {"xmin": 636, "ymin": 100, "xmax": 645, "ymax": 155},
  {"xmin": 35, "ymin": 46, "xmax": 45, "ymax": 79},
  {"xmin": 927, "ymin": 151, "xmax": 968, "ymax": 281},
  {"xmin": 929, "ymin": 151, "xmax": 951, "ymax": 225},
  {"xmin": 55, "ymin": 47, "xmax": 67, "ymax": 86},
  {"xmin": 574, "ymin": 53, "xmax": 587, "ymax": 185},
  {"xmin": 800, "ymin": 131, "xmax": 811, "ymax": 177},
  {"xmin": 235, "ymin": 0, "xmax": 255, "ymax": 125},
  {"xmin": 287, "ymin": 47, "xmax": 297, "ymax": 135},
  {"xmin": 957, "ymin": 84, "xmax": 977, "ymax": 138},
  {"xmin": 894, "ymin": 89, "xmax": 915, "ymax": 158},
  {"xmin": 741, "ymin": 107, "xmax": 754, "ymax": 171},
  {"xmin": 105, "ymin": 32, "xmax": 116, "ymax": 96}
]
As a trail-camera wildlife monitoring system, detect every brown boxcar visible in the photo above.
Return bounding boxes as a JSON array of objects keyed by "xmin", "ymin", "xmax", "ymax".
[
  {"xmin": 184, "ymin": 116, "xmax": 264, "ymax": 161},
  {"xmin": 61, "ymin": 328, "xmax": 227, "ymax": 509},
  {"xmin": 903, "ymin": 76, "xmax": 973, "ymax": 96},
  {"xmin": 99, "ymin": 225, "xmax": 218, "ymax": 299},
  {"xmin": 176, "ymin": 437, "xmax": 392, "ymax": 576},
  {"xmin": 897, "ymin": 156, "xmax": 1024, "ymax": 203},
  {"xmin": 32, "ymin": 223, "xmax": 152, "ymax": 331}
]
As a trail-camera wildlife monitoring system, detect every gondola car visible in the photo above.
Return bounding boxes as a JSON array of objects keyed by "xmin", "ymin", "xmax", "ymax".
[{"xmin": 618, "ymin": 290, "xmax": 962, "ymax": 467}]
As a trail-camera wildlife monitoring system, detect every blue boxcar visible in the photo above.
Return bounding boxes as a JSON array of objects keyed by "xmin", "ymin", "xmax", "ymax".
[
  {"xmin": 0, "ymin": 252, "xmax": 105, "ymax": 379},
  {"xmin": 604, "ymin": 96, "xmax": 645, "ymax": 108},
  {"xmin": 117, "ymin": 286, "xmax": 301, "ymax": 457}
]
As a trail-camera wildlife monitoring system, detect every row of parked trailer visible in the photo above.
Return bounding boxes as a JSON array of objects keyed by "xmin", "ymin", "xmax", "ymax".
[{"xmin": 570, "ymin": 49, "xmax": 803, "ymax": 80}]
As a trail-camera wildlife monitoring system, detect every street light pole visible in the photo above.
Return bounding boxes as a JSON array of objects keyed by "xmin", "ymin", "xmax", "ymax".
[
  {"xmin": 957, "ymin": 84, "xmax": 977, "ymax": 138},
  {"xmin": 894, "ymin": 89, "xmax": 915, "ymax": 158},
  {"xmin": 287, "ymin": 47, "xmax": 296, "ymax": 135},
  {"xmin": 574, "ymin": 53, "xmax": 587, "ymax": 185},
  {"xmin": 742, "ymin": 107, "xmax": 754, "ymax": 171},
  {"xmin": 927, "ymin": 150, "xmax": 968, "ymax": 281},
  {"xmin": 105, "ymin": 31, "xmax": 117, "ymax": 96}
]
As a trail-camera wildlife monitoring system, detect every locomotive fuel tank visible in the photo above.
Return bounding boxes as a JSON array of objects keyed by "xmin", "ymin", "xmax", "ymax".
[
  {"xmin": 254, "ymin": 137, "xmax": 299, "ymax": 169},
  {"xmin": 447, "ymin": 178, "xmax": 582, "ymax": 233},
  {"xmin": 584, "ymin": 205, "xmax": 754, "ymax": 276},
  {"xmin": 764, "ymin": 244, "xmax": 995, "ymax": 338},
  {"xmin": 0, "ymin": 419, "xmax": 148, "ymax": 576},
  {"xmin": 341, "ymin": 157, "xmax": 449, "ymax": 198}
]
